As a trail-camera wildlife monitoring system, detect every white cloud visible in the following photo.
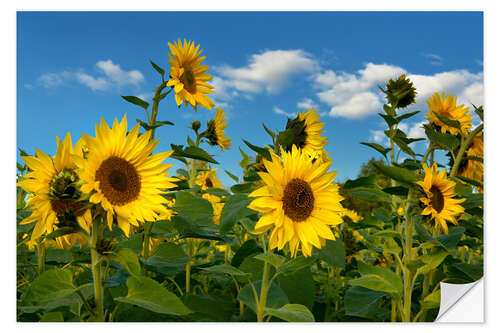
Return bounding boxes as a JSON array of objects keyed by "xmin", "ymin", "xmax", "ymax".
[
  {"xmin": 215, "ymin": 49, "xmax": 318, "ymax": 95},
  {"xmin": 75, "ymin": 72, "xmax": 110, "ymax": 91},
  {"xmin": 370, "ymin": 129, "xmax": 387, "ymax": 144},
  {"xmin": 315, "ymin": 63, "xmax": 404, "ymax": 119},
  {"xmin": 136, "ymin": 92, "xmax": 154, "ymax": 102},
  {"xmin": 422, "ymin": 53, "xmax": 443, "ymax": 66},
  {"xmin": 95, "ymin": 60, "xmax": 144, "ymax": 86},
  {"xmin": 36, "ymin": 60, "xmax": 144, "ymax": 92},
  {"xmin": 37, "ymin": 71, "xmax": 71, "ymax": 88},
  {"xmin": 297, "ymin": 98, "xmax": 318, "ymax": 110},
  {"xmin": 407, "ymin": 121, "xmax": 426, "ymax": 139},
  {"xmin": 273, "ymin": 106, "xmax": 296, "ymax": 118},
  {"xmin": 313, "ymin": 62, "xmax": 483, "ymax": 120}
]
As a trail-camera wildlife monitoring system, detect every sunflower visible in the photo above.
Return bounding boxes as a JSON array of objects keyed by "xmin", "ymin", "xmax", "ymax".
[
  {"xmin": 75, "ymin": 115, "xmax": 178, "ymax": 236},
  {"xmin": 202, "ymin": 193, "xmax": 225, "ymax": 225},
  {"xmin": 248, "ymin": 145, "xmax": 346, "ymax": 257},
  {"xmin": 458, "ymin": 135, "xmax": 483, "ymax": 186},
  {"xmin": 281, "ymin": 108, "xmax": 328, "ymax": 156},
  {"xmin": 196, "ymin": 168, "xmax": 223, "ymax": 190},
  {"xmin": 425, "ymin": 92, "xmax": 472, "ymax": 135},
  {"xmin": 17, "ymin": 133, "xmax": 92, "ymax": 246},
  {"xmin": 417, "ymin": 163, "xmax": 466, "ymax": 234},
  {"xmin": 203, "ymin": 107, "xmax": 231, "ymax": 150},
  {"xmin": 166, "ymin": 39, "xmax": 215, "ymax": 111}
]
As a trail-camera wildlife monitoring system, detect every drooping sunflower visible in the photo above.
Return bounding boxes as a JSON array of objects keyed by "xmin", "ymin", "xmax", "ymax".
[
  {"xmin": 248, "ymin": 145, "xmax": 346, "ymax": 257},
  {"xmin": 166, "ymin": 39, "xmax": 215, "ymax": 111},
  {"xmin": 458, "ymin": 135, "xmax": 483, "ymax": 186},
  {"xmin": 425, "ymin": 92, "xmax": 472, "ymax": 135},
  {"xmin": 17, "ymin": 133, "xmax": 92, "ymax": 246},
  {"xmin": 417, "ymin": 163, "xmax": 466, "ymax": 234},
  {"xmin": 196, "ymin": 168, "xmax": 223, "ymax": 190},
  {"xmin": 204, "ymin": 107, "xmax": 231, "ymax": 150},
  {"xmin": 75, "ymin": 115, "xmax": 178, "ymax": 236},
  {"xmin": 281, "ymin": 108, "xmax": 328, "ymax": 156}
]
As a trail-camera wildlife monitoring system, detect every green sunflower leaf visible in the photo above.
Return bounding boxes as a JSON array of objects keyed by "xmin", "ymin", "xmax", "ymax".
[
  {"xmin": 343, "ymin": 174, "xmax": 377, "ymax": 189},
  {"xmin": 121, "ymin": 95, "xmax": 149, "ymax": 110},
  {"xmin": 171, "ymin": 144, "xmax": 219, "ymax": 164},
  {"xmin": 115, "ymin": 276, "xmax": 192, "ymax": 316},
  {"xmin": 372, "ymin": 164, "xmax": 417, "ymax": 185},
  {"xmin": 243, "ymin": 139, "xmax": 272, "ymax": 161},
  {"xmin": 219, "ymin": 195, "xmax": 254, "ymax": 233},
  {"xmin": 360, "ymin": 142, "xmax": 390, "ymax": 159},
  {"xmin": 150, "ymin": 59, "xmax": 165, "ymax": 78},
  {"xmin": 424, "ymin": 124, "xmax": 460, "ymax": 151},
  {"xmin": 432, "ymin": 111, "xmax": 462, "ymax": 130},
  {"xmin": 264, "ymin": 304, "xmax": 315, "ymax": 322}
]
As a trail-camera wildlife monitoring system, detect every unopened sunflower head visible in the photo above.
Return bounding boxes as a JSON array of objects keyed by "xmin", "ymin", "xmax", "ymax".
[
  {"xmin": 75, "ymin": 114, "xmax": 178, "ymax": 237},
  {"xmin": 425, "ymin": 92, "xmax": 472, "ymax": 135},
  {"xmin": 17, "ymin": 132, "xmax": 92, "ymax": 244},
  {"xmin": 248, "ymin": 145, "xmax": 346, "ymax": 257},
  {"xmin": 385, "ymin": 74, "xmax": 417, "ymax": 109},
  {"xmin": 417, "ymin": 163, "xmax": 466, "ymax": 234},
  {"xmin": 166, "ymin": 39, "xmax": 215, "ymax": 111},
  {"xmin": 204, "ymin": 107, "xmax": 231, "ymax": 150}
]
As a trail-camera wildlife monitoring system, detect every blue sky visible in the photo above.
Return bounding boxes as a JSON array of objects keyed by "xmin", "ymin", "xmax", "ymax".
[{"xmin": 17, "ymin": 11, "xmax": 484, "ymax": 186}]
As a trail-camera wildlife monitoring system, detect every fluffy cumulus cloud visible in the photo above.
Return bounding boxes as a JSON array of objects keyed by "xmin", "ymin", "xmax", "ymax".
[
  {"xmin": 273, "ymin": 106, "xmax": 296, "ymax": 118},
  {"xmin": 313, "ymin": 62, "xmax": 483, "ymax": 120},
  {"xmin": 297, "ymin": 97, "xmax": 318, "ymax": 110},
  {"xmin": 214, "ymin": 49, "xmax": 318, "ymax": 100},
  {"xmin": 34, "ymin": 60, "xmax": 144, "ymax": 91}
]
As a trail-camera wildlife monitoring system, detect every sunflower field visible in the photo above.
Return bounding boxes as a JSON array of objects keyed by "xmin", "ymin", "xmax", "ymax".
[{"xmin": 16, "ymin": 39, "xmax": 483, "ymax": 322}]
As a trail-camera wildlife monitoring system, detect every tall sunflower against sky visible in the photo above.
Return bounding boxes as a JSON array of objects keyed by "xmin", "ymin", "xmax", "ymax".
[
  {"xmin": 17, "ymin": 133, "xmax": 92, "ymax": 245},
  {"xmin": 425, "ymin": 92, "xmax": 472, "ymax": 135},
  {"xmin": 417, "ymin": 163, "xmax": 466, "ymax": 234},
  {"xmin": 281, "ymin": 108, "xmax": 328, "ymax": 156},
  {"xmin": 75, "ymin": 115, "xmax": 178, "ymax": 236},
  {"xmin": 248, "ymin": 145, "xmax": 346, "ymax": 257},
  {"xmin": 204, "ymin": 107, "xmax": 231, "ymax": 150},
  {"xmin": 166, "ymin": 39, "xmax": 215, "ymax": 111}
]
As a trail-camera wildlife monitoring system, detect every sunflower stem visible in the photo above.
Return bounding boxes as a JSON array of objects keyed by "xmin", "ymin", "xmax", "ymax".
[
  {"xmin": 90, "ymin": 217, "xmax": 105, "ymax": 322},
  {"xmin": 185, "ymin": 261, "xmax": 192, "ymax": 294},
  {"xmin": 256, "ymin": 235, "xmax": 271, "ymax": 322},
  {"xmin": 36, "ymin": 243, "xmax": 45, "ymax": 276},
  {"xmin": 450, "ymin": 124, "xmax": 483, "ymax": 178}
]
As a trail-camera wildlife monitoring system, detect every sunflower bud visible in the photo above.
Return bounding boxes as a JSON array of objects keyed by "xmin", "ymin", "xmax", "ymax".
[
  {"xmin": 385, "ymin": 74, "xmax": 417, "ymax": 109},
  {"xmin": 49, "ymin": 169, "xmax": 80, "ymax": 200},
  {"xmin": 191, "ymin": 120, "xmax": 201, "ymax": 132}
]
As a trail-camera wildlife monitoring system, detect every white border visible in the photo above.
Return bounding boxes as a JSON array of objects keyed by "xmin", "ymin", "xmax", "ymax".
[{"xmin": 3, "ymin": 1, "xmax": 498, "ymax": 332}]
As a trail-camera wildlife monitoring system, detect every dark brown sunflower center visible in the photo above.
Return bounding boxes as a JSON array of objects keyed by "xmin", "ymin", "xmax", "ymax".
[
  {"xmin": 181, "ymin": 69, "xmax": 196, "ymax": 92},
  {"xmin": 429, "ymin": 185, "xmax": 445, "ymax": 213},
  {"xmin": 205, "ymin": 178, "xmax": 213, "ymax": 188},
  {"xmin": 50, "ymin": 199, "xmax": 85, "ymax": 217},
  {"xmin": 282, "ymin": 178, "xmax": 315, "ymax": 222},
  {"xmin": 95, "ymin": 156, "xmax": 141, "ymax": 206}
]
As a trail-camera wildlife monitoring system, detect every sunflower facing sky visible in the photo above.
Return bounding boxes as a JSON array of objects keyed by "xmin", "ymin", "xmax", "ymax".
[
  {"xmin": 425, "ymin": 92, "xmax": 472, "ymax": 135},
  {"xmin": 196, "ymin": 168, "xmax": 223, "ymax": 190},
  {"xmin": 204, "ymin": 107, "xmax": 231, "ymax": 150},
  {"xmin": 74, "ymin": 115, "xmax": 178, "ymax": 236},
  {"xmin": 17, "ymin": 133, "xmax": 92, "ymax": 247},
  {"xmin": 248, "ymin": 145, "xmax": 347, "ymax": 257},
  {"xmin": 417, "ymin": 163, "xmax": 466, "ymax": 234},
  {"xmin": 166, "ymin": 39, "xmax": 215, "ymax": 111},
  {"xmin": 281, "ymin": 108, "xmax": 328, "ymax": 156}
]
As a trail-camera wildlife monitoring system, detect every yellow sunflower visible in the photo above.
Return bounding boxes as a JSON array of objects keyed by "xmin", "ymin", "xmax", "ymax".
[
  {"xmin": 458, "ymin": 135, "xmax": 483, "ymax": 185},
  {"xmin": 196, "ymin": 168, "xmax": 223, "ymax": 190},
  {"xmin": 282, "ymin": 108, "xmax": 328, "ymax": 156},
  {"xmin": 205, "ymin": 107, "xmax": 231, "ymax": 150},
  {"xmin": 202, "ymin": 193, "xmax": 225, "ymax": 225},
  {"xmin": 17, "ymin": 133, "xmax": 92, "ymax": 246},
  {"xmin": 425, "ymin": 92, "xmax": 472, "ymax": 135},
  {"xmin": 417, "ymin": 163, "xmax": 466, "ymax": 234},
  {"xmin": 75, "ymin": 115, "xmax": 178, "ymax": 236},
  {"xmin": 166, "ymin": 39, "xmax": 215, "ymax": 111},
  {"xmin": 248, "ymin": 145, "xmax": 346, "ymax": 257}
]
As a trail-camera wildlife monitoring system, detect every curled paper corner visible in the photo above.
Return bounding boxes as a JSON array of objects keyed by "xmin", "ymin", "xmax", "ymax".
[{"xmin": 435, "ymin": 278, "xmax": 484, "ymax": 322}]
